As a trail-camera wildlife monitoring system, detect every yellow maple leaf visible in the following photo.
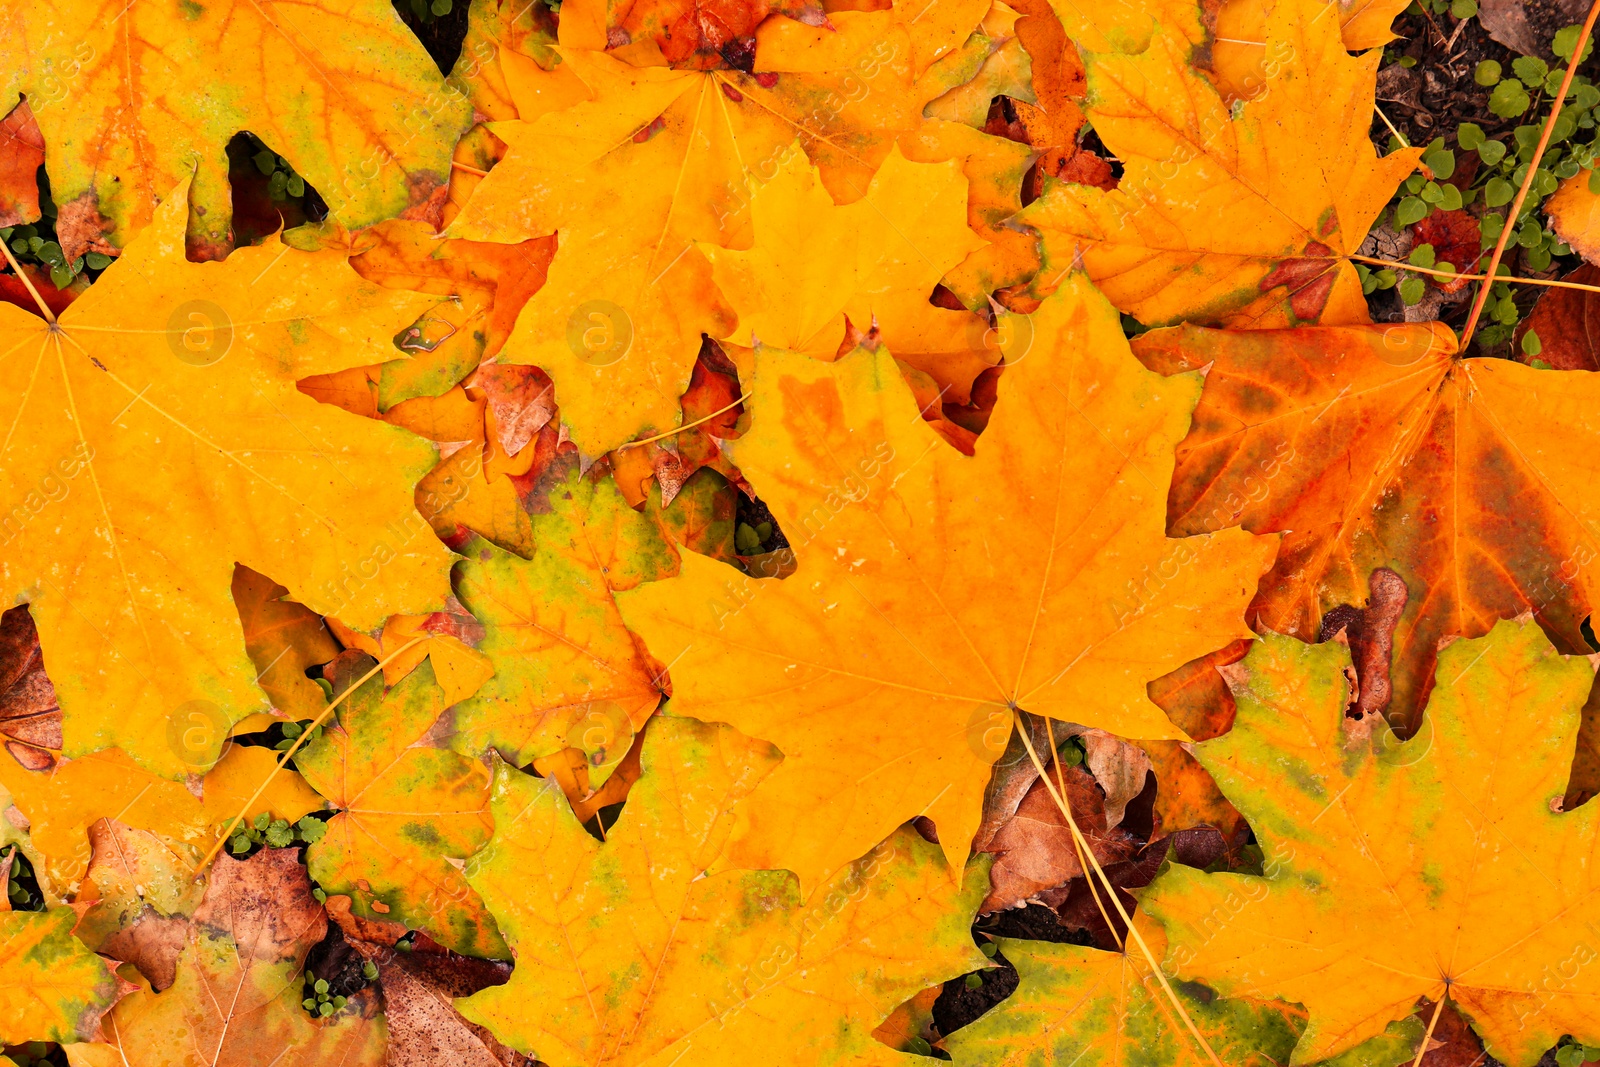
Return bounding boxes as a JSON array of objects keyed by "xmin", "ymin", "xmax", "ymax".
[
  {"xmin": 0, "ymin": 0, "xmax": 468, "ymax": 258},
  {"xmin": 1211, "ymin": 0, "xmax": 1410, "ymax": 102},
  {"xmin": 447, "ymin": 0, "xmax": 997, "ymax": 452},
  {"xmin": 0, "ymin": 185, "xmax": 454, "ymax": 777},
  {"xmin": 701, "ymin": 143, "xmax": 991, "ymax": 387},
  {"xmin": 1022, "ymin": 0, "xmax": 1419, "ymax": 328},
  {"xmin": 616, "ymin": 274, "xmax": 1276, "ymax": 892},
  {"xmin": 457, "ymin": 716, "xmax": 988, "ymax": 1066},
  {"xmin": 1145, "ymin": 618, "xmax": 1600, "ymax": 1066}
]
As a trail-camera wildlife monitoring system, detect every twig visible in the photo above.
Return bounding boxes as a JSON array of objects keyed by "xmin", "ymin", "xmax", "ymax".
[
  {"xmin": 1016, "ymin": 719, "xmax": 1227, "ymax": 1067},
  {"xmin": 197, "ymin": 636, "xmax": 425, "ymax": 873},
  {"xmin": 1044, "ymin": 717, "xmax": 1124, "ymax": 951},
  {"xmin": 614, "ymin": 395, "xmax": 745, "ymax": 452},
  {"xmin": 0, "ymin": 238, "xmax": 56, "ymax": 324},
  {"xmin": 1348, "ymin": 254, "xmax": 1598, "ymax": 292},
  {"xmin": 1410, "ymin": 995, "xmax": 1449, "ymax": 1067},
  {"xmin": 1375, "ymin": 105, "xmax": 1411, "ymax": 148},
  {"xmin": 1461, "ymin": 0, "xmax": 1600, "ymax": 347}
]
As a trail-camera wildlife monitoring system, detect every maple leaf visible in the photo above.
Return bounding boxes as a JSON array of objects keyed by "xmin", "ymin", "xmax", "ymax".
[
  {"xmin": 1210, "ymin": 0, "xmax": 1410, "ymax": 102},
  {"xmin": 943, "ymin": 920, "xmax": 1423, "ymax": 1067},
  {"xmin": 231, "ymin": 567, "xmax": 342, "ymax": 722},
  {"xmin": 615, "ymin": 274, "xmax": 1276, "ymax": 892},
  {"xmin": 455, "ymin": 715, "xmax": 988, "ymax": 1067},
  {"xmin": 0, "ymin": 604, "xmax": 63, "ymax": 771},
  {"xmin": 0, "ymin": 101, "xmax": 43, "ymax": 228},
  {"xmin": 0, "ymin": 741, "xmax": 321, "ymax": 898},
  {"xmin": 0, "ymin": 906, "xmax": 123, "ymax": 1044},
  {"xmin": 1144, "ymin": 617, "xmax": 1600, "ymax": 1066},
  {"xmin": 70, "ymin": 849, "xmax": 385, "ymax": 1067},
  {"xmin": 294, "ymin": 650, "xmax": 507, "ymax": 959},
  {"xmin": 0, "ymin": 185, "xmax": 455, "ymax": 777},
  {"xmin": 0, "ymin": 0, "xmax": 468, "ymax": 259},
  {"xmin": 1547, "ymin": 174, "xmax": 1600, "ymax": 264},
  {"xmin": 447, "ymin": 457, "xmax": 675, "ymax": 774},
  {"xmin": 1021, "ymin": 0, "xmax": 1419, "ymax": 328},
  {"xmin": 447, "ymin": 0, "xmax": 994, "ymax": 452},
  {"xmin": 1132, "ymin": 317, "xmax": 1600, "ymax": 734},
  {"xmin": 701, "ymin": 143, "xmax": 996, "ymax": 397},
  {"xmin": 1516, "ymin": 263, "xmax": 1600, "ymax": 372}
]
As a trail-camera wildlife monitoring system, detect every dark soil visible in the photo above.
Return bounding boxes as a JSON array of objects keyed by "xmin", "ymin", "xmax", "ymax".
[
  {"xmin": 1375, "ymin": 9, "xmax": 1532, "ymax": 150},
  {"xmin": 393, "ymin": 0, "xmax": 472, "ymax": 74}
]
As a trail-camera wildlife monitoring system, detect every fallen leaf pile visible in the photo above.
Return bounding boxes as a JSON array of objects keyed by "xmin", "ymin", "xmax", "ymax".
[{"xmin": 0, "ymin": 0, "xmax": 1598, "ymax": 1062}]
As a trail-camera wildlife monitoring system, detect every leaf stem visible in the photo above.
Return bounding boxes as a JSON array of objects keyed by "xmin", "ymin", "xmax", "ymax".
[
  {"xmin": 1460, "ymin": 0, "xmax": 1600, "ymax": 348},
  {"xmin": 1043, "ymin": 717, "xmax": 1124, "ymax": 951},
  {"xmin": 197, "ymin": 635, "xmax": 426, "ymax": 874},
  {"xmin": 0, "ymin": 237, "xmax": 56, "ymax": 324},
  {"xmin": 1410, "ymin": 995, "xmax": 1448, "ymax": 1067},
  {"xmin": 615, "ymin": 395, "xmax": 745, "ymax": 452},
  {"xmin": 1348, "ymin": 254, "xmax": 1600, "ymax": 292},
  {"xmin": 1375, "ymin": 105, "xmax": 1411, "ymax": 149},
  {"xmin": 1016, "ymin": 718, "xmax": 1227, "ymax": 1067}
]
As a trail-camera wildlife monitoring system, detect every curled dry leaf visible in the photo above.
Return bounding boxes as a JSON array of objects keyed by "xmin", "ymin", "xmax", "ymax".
[
  {"xmin": 325, "ymin": 897, "xmax": 530, "ymax": 1067},
  {"xmin": 0, "ymin": 605, "xmax": 61, "ymax": 771},
  {"xmin": 977, "ymin": 761, "xmax": 1139, "ymax": 914}
]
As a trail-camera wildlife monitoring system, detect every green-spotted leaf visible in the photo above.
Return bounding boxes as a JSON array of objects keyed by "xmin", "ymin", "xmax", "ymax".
[
  {"xmin": 946, "ymin": 931, "xmax": 1421, "ymax": 1067},
  {"xmin": 295, "ymin": 651, "xmax": 507, "ymax": 958},
  {"xmin": 0, "ymin": 907, "xmax": 121, "ymax": 1044},
  {"xmin": 1144, "ymin": 619, "xmax": 1600, "ymax": 1067},
  {"xmin": 446, "ymin": 455, "xmax": 676, "ymax": 779},
  {"xmin": 1, "ymin": 0, "xmax": 469, "ymax": 259}
]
